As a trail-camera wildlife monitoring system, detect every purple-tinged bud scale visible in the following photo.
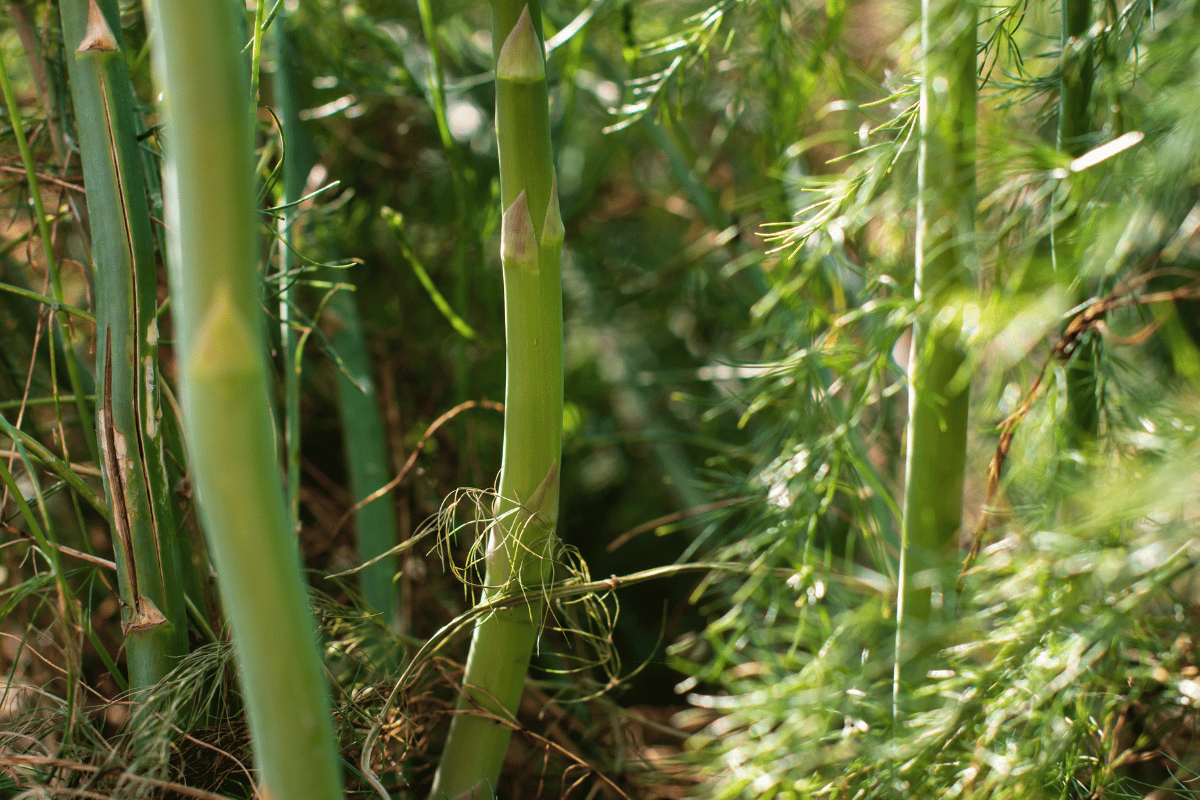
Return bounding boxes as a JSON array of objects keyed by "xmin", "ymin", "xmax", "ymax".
[
  {"xmin": 541, "ymin": 170, "xmax": 564, "ymax": 246},
  {"xmin": 501, "ymin": 191, "xmax": 538, "ymax": 270},
  {"xmin": 496, "ymin": 5, "xmax": 545, "ymax": 84}
]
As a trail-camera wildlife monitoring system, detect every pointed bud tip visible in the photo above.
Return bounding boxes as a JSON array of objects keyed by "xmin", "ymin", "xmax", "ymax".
[
  {"xmin": 496, "ymin": 5, "xmax": 545, "ymax": 83},
  {"xmin": 187, "ymin": 284, "xmax": 257, "ymax": 379},
  {"xmin": 501, "ymin": 191, "xmax": 537, "ymax": 269},
  {"xmin": 77, "ymin": 0, "xmax": 118, "ymax": 54},
  {"xmin": 541, "ymin": 171, "xmax": 564, "ymax": 245}
]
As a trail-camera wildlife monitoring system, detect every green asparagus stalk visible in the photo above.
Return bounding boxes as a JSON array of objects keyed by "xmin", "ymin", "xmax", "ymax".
[
  {"xmin": 429, "ymin": 3, "xmax": 564, "ymax": 797},
  {"xmin": 897, "ymin": 0, "xmax": 977, "ymax": 625},
  {"xmin": 271, "ymin": 13, "xmax": 402, "ymax": 625},
  {"xmin": 60, "ymin": 0, "xmax": 188, "ymax": 690},
  {"xmin": 1059, "ymin": 0, "xmax": 1100, "ymax": 450},
  {"xmin": 145, "ymin": 2, "xmax": 343, "ymax": 798},
  {"xmin": 330, "ymin": 291, "xmax": 401, "ymax": 625},
  {"xmin": 1058, "ymin": 0, "xmax": 1093, "ymax": 158}
]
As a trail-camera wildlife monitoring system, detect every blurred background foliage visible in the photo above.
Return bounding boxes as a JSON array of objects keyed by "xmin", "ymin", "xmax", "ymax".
[{"xmin": 2, "ymin": 0, "xmax": 1200, "ymax": 797}]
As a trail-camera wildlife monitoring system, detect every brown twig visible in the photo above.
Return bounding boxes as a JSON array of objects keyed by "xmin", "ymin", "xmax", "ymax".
[
  {"xmin": 963, "ymin": 259, "xmax": 1200, "ymax": 576},
  {"xmin": 0, "ymin": 520, "xmax": 116, "ymax": 571},
  {"xmin": 330, "ymin": 399, "xmax": 502, "ymax": 539},
  {"xmin": 606, "ymin": 497, "xmax": 749, "ymax": 552},
  {"xmin": 0, "ymin": 163, "xmax": 83, "ymax": 194}
]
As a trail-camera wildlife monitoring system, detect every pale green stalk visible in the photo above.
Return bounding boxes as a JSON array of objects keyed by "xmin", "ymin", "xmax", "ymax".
[
  {"xmin": 429, "ymin": 3, "xmax": 564, "ymax": 797},
  {"xmin": 60, "ymin": 0, "xmax": 188, "ymax": 690},
  {"xmin": 273, "ymin": 14, "xmax": 305, "ymax": 539},
  {"xmin": 272, "ymin": 14, "xmax": 401, "ymax": 623},
  {"xmin": 249, "ymin": 0, "xmax": 269, "ymax": 107},
  {"xmin": 896, "ymin": 0, "xmax": 977, "ymax": 633},
  {"xmin": 145, "ymin": 2, "xmax": 343, "ymax": 798}
]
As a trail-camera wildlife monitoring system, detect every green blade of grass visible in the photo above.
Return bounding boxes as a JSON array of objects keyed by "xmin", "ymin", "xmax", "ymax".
[
  {"xmin": 383, "ymin": 207, "xmax": 478, "ymax": 341},
  {"xmin": 0, "ymin": 413, "xmax": 109, "ymax": 520},
  {"xmin": 0, "ymin": 43, "xmax": 96, "ymax": 464}
]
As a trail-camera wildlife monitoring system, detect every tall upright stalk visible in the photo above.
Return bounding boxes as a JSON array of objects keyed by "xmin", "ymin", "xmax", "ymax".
[
  {"xmin": 272, "ymin": 12, "xmax": 307, "ymax": 542},
  {"xmin": 146, "ymin": 3, "xmax": 343, "ymax": 799},
  {"xmin": 331, "ymin": 293, "xmax": 401, "ymax": 624},
  {"xmin": 897, "ymin": 0, "xmax": 977, "ymax": 630},
  {"xmin": 273, "ymin": 14, "xmax": 401, "ymax": 625},
  {"xmin": 1059, "ymin": 0, "xmax": 1099, "ymax": 449},
  {"xmin": 430, "ymin": 3, "xmax": 564, "ymax": 797},
  {"xmin": 60, "ymin": 0, "xmax": 188, "ymax": 690}
]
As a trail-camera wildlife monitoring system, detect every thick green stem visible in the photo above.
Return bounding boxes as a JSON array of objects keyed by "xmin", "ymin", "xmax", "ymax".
[
  {"xmin": 272, "ymin": 14, "xmax": 402, "ymax": 625},
  {"xmin": 60, "ymin": 0, "xmax": 188, "ymax": 690},
  {"xmin": 147, "ymin": 2, "xmax": 343, "ymax": 798},
  {"xmin": 1060, "ymin": 0, "xmax": 1099, "ymax": 450},
  {"xmin": 897, "ymin": 0, "xmax": 976, "ymax": 626},
  {"xmin": 430, "ymin": 4, "xmax": 564, "ymax": 798},
  {"xmin": 330, "ymin": 293, "xmax": 401, "ymax": 624},
  {"xmin": 1058, "ymin": 0, "xmax": 1094, "ymax": 159}
]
